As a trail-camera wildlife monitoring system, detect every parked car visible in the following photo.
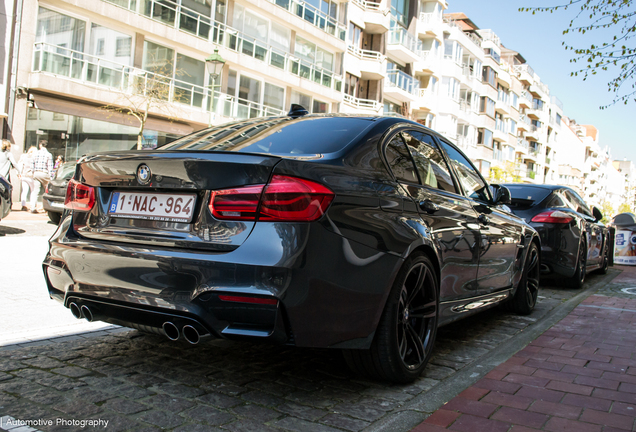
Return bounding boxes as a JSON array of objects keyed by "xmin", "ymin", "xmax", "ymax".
[
  {"xmin": 0, "ymin": 174, "xmax": 12, "ymax": 221},
  {"xmin": 503, "ymin": 184, "xmax": 609, "ymax": 287},
  {"xmin": 44, "ymin": 113, "xmax": 540, "ymax": 383},
  {"xmin": 43, "ymin": 162, "xmax": 76, "ymax": 224}
]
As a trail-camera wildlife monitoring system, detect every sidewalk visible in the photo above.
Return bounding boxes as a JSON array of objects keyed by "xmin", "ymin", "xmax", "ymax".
[{"xmin": 413, "ymin": 266, "xmax": 636, "ymax": 432}]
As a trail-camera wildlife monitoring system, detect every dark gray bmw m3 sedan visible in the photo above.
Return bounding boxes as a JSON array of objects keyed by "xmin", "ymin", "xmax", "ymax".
[{"xmin": 43, "ymin": 113, "xmax": 541, "ymax": 383}]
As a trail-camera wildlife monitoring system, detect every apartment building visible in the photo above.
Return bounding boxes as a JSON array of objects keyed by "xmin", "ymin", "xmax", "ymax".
[{"xmin": 1, "ymin": 0, "xmax": 627, "ymax": 210}]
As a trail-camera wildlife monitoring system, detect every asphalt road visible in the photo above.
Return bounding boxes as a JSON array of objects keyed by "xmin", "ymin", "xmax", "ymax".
[{"xmin": 0, "ymin": 214, "xmax": 622, "ymax": 432}]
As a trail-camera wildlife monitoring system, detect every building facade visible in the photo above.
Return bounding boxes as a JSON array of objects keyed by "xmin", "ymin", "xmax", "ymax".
[{"xmin": 1, "ymin": 0, "xmax": 630, "ymax": 211}]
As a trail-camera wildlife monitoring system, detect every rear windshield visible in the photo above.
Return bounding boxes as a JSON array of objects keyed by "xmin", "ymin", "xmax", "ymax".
[
  {"xmin": 160, "ymin": 117, "xmax": 375, "ymax": 156},
  {"xmin": 506, "ymin": 185, "xmax": 553, "ymax": 209}
]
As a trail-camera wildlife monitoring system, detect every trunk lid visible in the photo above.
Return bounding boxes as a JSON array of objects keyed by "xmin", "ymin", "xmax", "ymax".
[{"xmin": 72, "ymin": 151, "xmax": 281, "ymax": 251}]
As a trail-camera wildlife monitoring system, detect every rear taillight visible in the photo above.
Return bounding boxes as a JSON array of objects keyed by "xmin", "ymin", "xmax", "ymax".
[
  {"xmin": 208, "ymin": 175, "xmax": 334, "ymax": 222},
  {"xmin": 531, "ymin": 210, "xmax": 574, "ymax": 224},
  {"xmin": 218, "ymin": 295, "xmax": 278, "ymax": 305},
  {"xmin": 64, "ymin": 179, "xmax": 95, "ymax": 211},
  {"xmin": 45, "ymin": 184, "xmax": 49, "ymax": 194}
]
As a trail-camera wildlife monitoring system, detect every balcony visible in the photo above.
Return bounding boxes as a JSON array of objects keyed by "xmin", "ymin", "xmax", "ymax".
[
  {"xmin": 413, "ymin": 50, "xmax": 441, "ymax": 76},
  {"xmin": 350, "ymin": 0, "xmax": 391, "ymax": 34},
  {"xmin": 513, "ymin": 64, "xmax": 535, "ymax": 85},
  {"xmin": 493, "ymin": 148, "xmax": 504, "ymax": 163},
  {"xmin": 524, "ymin": 124, "xmax": 542, "ymax": 141},
  {"xmin": 517, "ymin": 115, "xmax": 530, "ymax": 132},
  {"xmin": 416, "ymin": 12, "xmax": 444, "ymax": 38},
  {"xmin": 527, "ymin": 170, "xmax": 536, "ymax": 180},
  {"xmin": 31, "ymin": 42, "xmax": 286, "ymax": 124},
  {"xmin": 494, "ymin": 119, "xmax": 508, "ymax": 143},
  {"xmin": 495, "ymin": 96, "xmax": 510, "ymax": 115},
  {"xmin": 104, "ymin": 0, "xmax": 346, "ymax": 45},
  {"xmin": 346, "ymin": 46, "xmax": 387, "ymax": 80},
  {"xmin": 416, "ymin": 88, "xmax": 438, "ymax": 112},
  {"xmin": 525, "ymin": 147, "xmax": 540, "ymax": 162},
  {"xmin": 384, "ymin": 69, "xmax": 419, "ymax": 102},
  {"xmin": 518, "ymin": 91, "xmax": 532, "ymax": 109},
  {"xmin": 516, "ymin": 138, "xmax": 529, "ymax": 155},
  {"xmin": 341, "ymin": 93, "xmax": 383, "ymax": 114},
  {"xmin": 387, "ymin": 26, "xmax": 424, "ymax": 64}
]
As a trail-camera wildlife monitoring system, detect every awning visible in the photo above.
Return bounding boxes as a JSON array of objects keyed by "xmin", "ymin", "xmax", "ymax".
[{"xmin": 31, "ymin": 94, "xmax": 193, "ymax": 136}]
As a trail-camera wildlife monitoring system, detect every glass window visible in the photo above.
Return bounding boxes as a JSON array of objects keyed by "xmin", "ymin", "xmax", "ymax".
[
  {"xmin": 477, "ymin": 128, "xmax": 493, "ymax": 148},
  {"xmin": 36, "ymin": 7, "xmax": 86, "ymax": 52},
  {"xmin": 238, "ymin": 74, "xmax": 261, "ymax": 103},
  {"xmin": 438, "ymin": 141, "xmax": 490, "ymax": 203},
  {"xmin": 349, "ymin": 22, "xmax": 362, "ymax": 47},
  {"xmin": 312, "ymin": 99, "xmax": 328, "ymax": 113},
  {"xmin": 291, "ymin": 90, "xmax": 311, "ymax": 109},
  {"xmin": 175, "ymin": 53, "xmax": 205, "ymax": 107},
  {"xmin": 143, "ymin": 41, "xmax": 175, "ymax": 75},
  {"xmin": 480, "ymin": 97, "xmax": 495, "ymax": 117},
  {"xmin": 264, "ymin": 83, "xmax": 285, "ymax": 110},
  {"xmin": 482, "ymin": 66, "xmax": 496, "ymax": 87},
  {"xmin": 564, "ymin": 190, "xmax": 592, "ymax": 217},
  {"xmin": 402, "ymin": 131, "xmax": 456, "ymax": 193},
  {"xmin": 270, "ymin": 22, "xmax": 291, "ymax": 52},
  {"xmin": 385, "ymin": 135, "xmax": 418, "ymax": 184}
]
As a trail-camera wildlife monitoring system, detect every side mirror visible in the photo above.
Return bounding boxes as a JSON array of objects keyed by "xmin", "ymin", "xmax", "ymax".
[
  {"xmin": 592, "ymin": 206, "xmax": 603, "ymax": 222},
  {"xmin": 490, "ymin": 184, "xmax": 511, "ymax": 205}
]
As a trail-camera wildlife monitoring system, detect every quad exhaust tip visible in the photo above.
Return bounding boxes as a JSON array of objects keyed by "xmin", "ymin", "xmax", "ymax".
[
  {"xmin": 162, "ymin": 322, "xmax": 180, "ymax": 341},
  {"xmin": 69, "ymin": 302, "xmax": 82, "ymax": 319},
  {"xmin": 80, "ymin": 305, "xmax": 93, "ymax": 322},
  {"xmin": 182, "ymin": 325, "xmax": 200, "ymax": 345}
]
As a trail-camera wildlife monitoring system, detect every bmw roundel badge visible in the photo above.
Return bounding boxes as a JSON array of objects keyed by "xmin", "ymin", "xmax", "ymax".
[{"xmin": 137, "ymin": 164, "xmax": 151, "ymax": 185}]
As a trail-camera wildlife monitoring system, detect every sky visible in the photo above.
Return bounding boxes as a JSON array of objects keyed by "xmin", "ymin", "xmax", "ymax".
[{"xmin": 446, "ymin": 0, "xmax": 634, "ymax": 161}]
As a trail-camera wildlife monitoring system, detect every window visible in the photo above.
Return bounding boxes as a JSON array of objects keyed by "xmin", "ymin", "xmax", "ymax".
[
  {"xmin": 313, "ymin": 99, "xmax": 329, "ymax": 113},
  {"xmin": 509, "ymin": 120, "xmax": 517, "ymax": 135},
  {"xmin": 391, "ymin": 0, "xmax": 409, "ymax": 26},
  {"xmin": 291, "ymin": 90, "xmax": 311, "ymax": 109},
  {"xmin": 402, "ymin": 131, "xmax": 456, "ymax": 193},
  {"xmin": 385, "ymin": 135, "xmax": 418, "ymax": 183},
  {"xmin": 480, "ymin": 97, "xmax": 495, "ymax": 117},
  {"xmin": 232, "ymin": 4, "xmax": 290, "ymax": 51},
  {"xmin": 482, "ymin": 66, "xmax": 496, "ymax": 87},
  {"xmin": 438, "ymin": 141, "xmax": 490, "ymax": 203},
  {"xmin": 344, "ymin": 73, "xmax": 359, "ymax": 97},
  {"xmin": 264, "ymin": 83, "xmax": 285, "ymax": 111},
  {"xmin": 348, "ymin": 22, "xmax": 362, "ymax": 48},
  {"xmin": 116, "ymin": 37, "xmax": 131, "ymax": 57},
  {"xmin": 443, "ymin": 77, "xmax": 459, "ymax": 100},
  {"xmin": 556, "ymin": 113, "xmax": 562, "ymax": 124},
  {"xmin": 96, "ymin": 39, "xmax": 105, "ymax": 55},
  {"xmin": 36, "ymin": 7, "xmax": 86, "ymax": 52},
  {"xmin": 295, "ymin": 36, "xmax": 333, "ymax": 71},
  {"xmin": 512, "ymin": 93, "xmax": 519, "ymax": 110},
  {"xmin": 477, "ymin": 128, "xmax": 493, "ymax": 148},
  {"xmin": 564, "ymin": 190, "xmax": 592, "ymax": 217}
]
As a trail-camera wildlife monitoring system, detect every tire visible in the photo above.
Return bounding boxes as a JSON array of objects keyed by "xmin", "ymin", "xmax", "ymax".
[
  {"xmin": 595, "ymin": 240, "xmax": 609, "ymax": 275},
  {"xmin": 568, "ymin": 241, "xmax": 586, "ymax": 288},
  {"xmin": 343, "ymin": 253, "xmax": 438, "ymax": 383},
  {"xmin": 48, "ymin": 211, "xmax": 61, "ymax": 225},
  {"xmin": 510, "ymin": 242, "xmax": 540, "ymax": 315}
]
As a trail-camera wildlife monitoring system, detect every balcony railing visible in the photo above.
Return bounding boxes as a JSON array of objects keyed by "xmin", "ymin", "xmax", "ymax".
[
  {"xmin": 419, "ymin": 12, "xmax": 442, "ymax": 24},
  {"xmin": 32, "ymin": 42, "xmax": 286, "ymax": 119},
  {"xmin": 459, "ymin": 99, "xmax": 472, "ymax": 112},
  {"xmin": 347, "ymin": 45, "xmax": 385, "ymax": 62},
  {"xmin": 386, "ymin": 69, "xmax": 419, "ymax": 94},
  {"xmin": 103, "ymin": 0, "xmax": 346, "ymax": 43},
  {"xmin": 495, "ymin": 119, "xmax": 506, "ymax": 133},
  {"xmin": 513, "ymin": 63, "xmax": 535, "ymax": 79},
  {"xmin": 516, "ymin": 138, "xmax": 529, "ymax": 151},
  {"xmin": 388, "ymin": 26, "xmax": 423, "ymax": 57},
  {"xmin": 529, "ymin": 147, "xmax": 540, "ymax": 157},
  {"xmin": 527, "ymin": 170, "xmax": 536, "ymax": 179},
  {"xmin": 351, "ymin": 0, "xmax": 382, "ymax": 11},
  {"xmin": 343, "ymin": 93, "xmax": 382, "ymax": 110}
]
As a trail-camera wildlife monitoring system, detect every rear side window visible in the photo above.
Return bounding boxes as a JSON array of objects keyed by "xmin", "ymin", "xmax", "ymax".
[
  {"xmin": 385, "ymin": 136, "xmax": 418, "ymax": 183},
  {"xmin": 401, "ymin": 131, "xmax": 456, "ymax": 193},
  {"xmin": 507, "ymin": 186, "xmax": 553, "ymax": 209},
  {"xmin": 160, "ymin": 117, "xmax": 375, "ymax": 155},
  {"xmin": 438, "ymin": 141, "xmax": 490, "ymax": 203},
  {"xmin": 564, "ymin": 190, "xmax": 592, "ymax": 217}
]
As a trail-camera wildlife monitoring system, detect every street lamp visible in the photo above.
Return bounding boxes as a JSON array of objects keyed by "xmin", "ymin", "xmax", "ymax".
[{"xmin": 205, "ymin": 49, "xmax": 226, "ymax": 127}]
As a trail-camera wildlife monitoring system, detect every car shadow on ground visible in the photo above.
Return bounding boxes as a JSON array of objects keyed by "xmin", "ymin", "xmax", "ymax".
[{"xmin": 0, "ymin": 225, "xmax": 26, "ymax": 235}]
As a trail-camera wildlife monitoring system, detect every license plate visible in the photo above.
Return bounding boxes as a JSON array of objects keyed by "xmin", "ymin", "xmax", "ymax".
[{"xmin": 108, "ymin": 192, "xmax": 196, "ymax": 223}]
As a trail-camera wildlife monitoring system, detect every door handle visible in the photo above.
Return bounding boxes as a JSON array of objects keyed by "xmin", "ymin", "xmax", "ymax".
[
  {"xmin": 419, "ymin": 199, "xmax": 439, "ymax": 213},
  {"xmin": 478, "ymin": 214, "xmax": 490, "ymax": 225}
]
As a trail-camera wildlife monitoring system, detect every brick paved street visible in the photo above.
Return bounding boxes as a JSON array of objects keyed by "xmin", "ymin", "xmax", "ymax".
[
  {"xmin": 0, "ymin": 215, "xmax": 628, "ymax": 432},
  {"xmin": 413, "ymin": 267, "xmax": 636, "ymax": 432}
]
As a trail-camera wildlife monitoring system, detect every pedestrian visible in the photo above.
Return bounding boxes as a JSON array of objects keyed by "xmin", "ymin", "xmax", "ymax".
[
  {"xmin": 30, "ymin": 139, "xmax": 53, "ymax": 214},
  {"xmin": 0, "ymin": 140, "xmax": 18, "ymax": 182},
  {"xmin": 53, "ymin": 155, "xmax": 64, "ymax": 177},
  {"xmin": 17, "ymin": 146, "xmax": 37, "ymax": 211}
]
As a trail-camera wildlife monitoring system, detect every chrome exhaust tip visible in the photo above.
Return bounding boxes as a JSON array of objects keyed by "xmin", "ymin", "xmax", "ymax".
[
  {"xmin": 182, "ymin": 325, "xmax": 200, "ymax": 345},
  {"xmin": 80, "ymin": 305, "xmax": 93, "ymax": 322},
  {"xmin": 69, "ymin": 302, "xmax": 82, "ymax": 319},
  {"xmin": 162, "ymin": 322, "xmax": 180, "ymax": 341}
]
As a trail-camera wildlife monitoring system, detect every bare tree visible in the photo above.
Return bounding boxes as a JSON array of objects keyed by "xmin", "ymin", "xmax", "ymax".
[{"xmin": 520, "ymin": 0, "xmax": 636, "ymax": 108}]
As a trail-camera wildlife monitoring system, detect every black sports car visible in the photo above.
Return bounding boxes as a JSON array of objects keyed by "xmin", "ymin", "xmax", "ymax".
[
  {"xmin": 0, "ymin": 174, "xmax": 12, "ymax": 222},
  {"xmin": 504, "ymin": 184, "xmax": 609, "ymax": 287},
  {"xmin": 43, "ymin": 162, "xmax": 76, "ymax": 224},
  {"xmin": 44, "ymin": 113, "xmax": 540, "ymax": 383}
]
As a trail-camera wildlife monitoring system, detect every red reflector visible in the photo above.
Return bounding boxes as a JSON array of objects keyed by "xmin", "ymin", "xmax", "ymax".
[
  {"xmin": 218, "ymin": 295, "xmax": 278, "ymax": 305},
  {"xmin": 208, "ymin": 175, "xmax": 334, "ymax": 222},
  {"xmin": 209, "ymin": 184, "xmax": 264, "ymax": 220},
  {"xmin": 531, "ymin": 210, "xmax": 574, "ymax": 224},
  {"xmin": 64, "ymin": 179, "xmax": 95, "ymax": 211}
]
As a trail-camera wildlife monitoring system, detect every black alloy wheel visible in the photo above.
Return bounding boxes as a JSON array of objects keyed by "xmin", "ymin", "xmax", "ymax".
[
  {"xmin": 510, "ymin": 242, "xmax": 540, "ymax": 315},
  {"xmin": 596, "ymin": 241, "xmax": 609, "ymax": 275},
  {"xmin": 569, "ymin": 241, "xmax": 587, "ymax": 288},
  {"xmin": 343, "ymin": 253, "xmax": 438, "ymax": 383}
]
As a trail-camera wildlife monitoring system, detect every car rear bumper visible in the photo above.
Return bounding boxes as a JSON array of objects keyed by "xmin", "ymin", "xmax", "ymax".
[
  {"xmin": 43, "ymin": 215, "xmax": 402, "ymax": 349},
  {"xmin": 43, "ymin": 193, "xmax": 64, "ymax": 213},
  {"xmin": 532, "ymin": 223, "xmax": 580, "ymax": 278}
]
